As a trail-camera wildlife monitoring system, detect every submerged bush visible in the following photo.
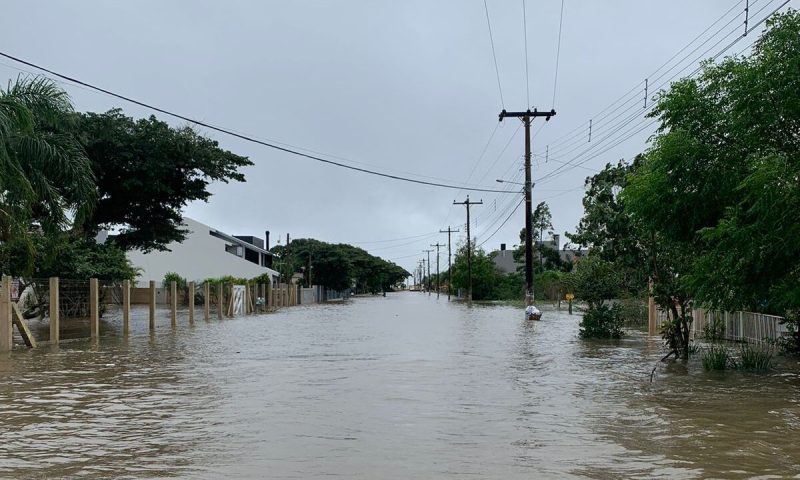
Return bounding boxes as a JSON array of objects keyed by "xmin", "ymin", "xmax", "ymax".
[
  {"xmin": 775, "ymin": 313, "xmax": 800, "ymax": 356},
  {"xmin": 737, "ymin": 343, "xmax": 773, "ymax": 371},
  {"xmin": 702, "ymin": 344, "xmax": 732, "ymax": 370},
  {"xmin": 579, "ymin": 303, "xmax": 624, "ymax": 339}
]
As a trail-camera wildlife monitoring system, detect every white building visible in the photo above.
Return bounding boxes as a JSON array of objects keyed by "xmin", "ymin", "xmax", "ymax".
[{"xmin": 127, "ymin": 217, "xmax": 279, "ymax": 287}]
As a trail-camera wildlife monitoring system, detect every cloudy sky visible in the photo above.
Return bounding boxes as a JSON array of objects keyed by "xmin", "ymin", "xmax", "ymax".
[{"xmin": 0, "ymin": 1, "xmax": 781, "ymax": 275}]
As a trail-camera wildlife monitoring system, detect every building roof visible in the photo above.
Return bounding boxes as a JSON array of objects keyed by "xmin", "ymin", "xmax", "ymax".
[{"xmin": 209, "ymin": 228, "xmax": 279, "ymax": 258}]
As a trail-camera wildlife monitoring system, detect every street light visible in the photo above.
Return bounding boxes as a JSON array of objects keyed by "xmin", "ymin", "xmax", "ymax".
[{"xmin": 496, "ymin": 179, "xmax": 535, "ymax": 190}]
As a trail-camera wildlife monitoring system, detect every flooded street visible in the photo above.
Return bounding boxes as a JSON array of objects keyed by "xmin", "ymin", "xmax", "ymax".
[{"xmin": 1, "ymin": 292, "xmax": 799, "ymax": 479}]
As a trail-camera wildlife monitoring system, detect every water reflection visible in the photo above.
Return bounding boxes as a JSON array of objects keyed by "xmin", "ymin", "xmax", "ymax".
[{"xmin": 0, "ymin": 293, "xmax": 798, "ymax": 478}]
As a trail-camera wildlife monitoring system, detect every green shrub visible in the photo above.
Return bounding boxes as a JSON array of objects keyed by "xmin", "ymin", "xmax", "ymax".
[
  {"xmin": 579, "ymin": 303, "xmax": 624, "ymax": 339},
  {"xmin": 702, "ymin": 344, "xmax": 731, "ymax": 370},
  {"xmin": 737, "ymin": 343, "xmax": 773, "ymax": 371},
  {"xmin": 163, "ymin": 272, "xmax": 187, "ymax": 290},
  {"xmin": 702, "ymin": 315, "xmax": 725, "ymax": 341},
  {"xmin": 616, "ymin": 298, "xmax": 648, "ymax": 328},
  {"xmin": 775, "ymin": 313, "xmax": 800, "ymax": 356}
]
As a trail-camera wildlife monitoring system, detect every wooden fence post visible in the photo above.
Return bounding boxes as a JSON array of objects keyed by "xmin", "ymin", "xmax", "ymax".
[
  {"xmin": 90, "ymin": 278, "xmax": 99, "ymax": 339},
  {"xmin": 149, "ymin": 280, "xmax": 156, "ymax": 331},
  {"xmin": 0, "ymin": 276, "xmax": 11, "ymax": 352},
  {"xmin": 228, "ymin": 284, "xmax": 234, "ymax": 318},
  {"xmin": 244, "ymin": 283, "xmax": 249, "ymax": 315},
  {"xmin": 217, "ymin": 282, "xmax": 223, "ymax": 320},
  {"xmin": 266, "ymin": 281, "xmax": 273, "ymax": 311},
  {"xmin": 260, "ymin": 283, "xmax": 265, "ymax": 312},
  {"xmin": 122, "ymin": 279, "xmax": 130, "ymax": 336},
  {"xmin": 647, "ymin": 278, "xmax": 657, "ymax": 336},
  {"xmin": 188, "ymin": 281, "xmax": 195, "ymax": 324},
  {"xmin": 204, "ymin": 282, "xmax": 210, "ymax": 321},
  {"xmin": 50, "ymin": 277, "xmax": 60, "ymax": 345},
  {"xmin": 170, "ymin": 281, "xmax": 177, "ymax": 327}
]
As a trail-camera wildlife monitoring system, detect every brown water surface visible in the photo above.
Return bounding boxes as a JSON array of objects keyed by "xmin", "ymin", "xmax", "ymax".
[{"xmin": 1, "ymin": 292, "xmax": 799, "ymax": 478}]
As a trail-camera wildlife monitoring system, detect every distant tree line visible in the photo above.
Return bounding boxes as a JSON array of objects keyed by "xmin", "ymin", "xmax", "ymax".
[{"xmin": 271, "ymin": 239, "xmax": 410, "ymax": 293}]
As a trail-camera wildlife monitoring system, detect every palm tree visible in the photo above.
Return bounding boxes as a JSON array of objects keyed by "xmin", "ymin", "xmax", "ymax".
[{"xmin": 0, "ymin": 75, "xmax": 96, "ymax": 273}]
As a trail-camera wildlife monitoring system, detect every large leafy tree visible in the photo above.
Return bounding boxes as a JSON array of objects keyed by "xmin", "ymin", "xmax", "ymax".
[
  {"xmin": 567, "ymin": 158, "xmax": 646, "ymax": 293},
  {"xmin": 73, "ymin": 109, "xmax": 253, "ymax": 252},
  {"xmin": 0, "ymin": 76, "xmax": 97, "ymax": 274},
  {"xmin": 621, "ymin": 11, "xmax": 800, "ymax": 357}
]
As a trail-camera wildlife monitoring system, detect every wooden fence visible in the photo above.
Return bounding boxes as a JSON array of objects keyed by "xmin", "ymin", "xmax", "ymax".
[{"xmin": 0, "ymin": 275, "xmax": 306, "ymax": 352}]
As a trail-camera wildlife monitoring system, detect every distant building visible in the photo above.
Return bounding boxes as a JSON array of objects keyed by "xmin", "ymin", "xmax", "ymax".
[
  {"xmin": 492, "ymin": 243, "xmax": 521, "ymax": 274},
  {"xmin": 127, "ymin": 217, "xmax": 280, "ymax": 287},
  {"xmin": 491, "ymin": 235, "xmax": 584, "ymax": 273}
]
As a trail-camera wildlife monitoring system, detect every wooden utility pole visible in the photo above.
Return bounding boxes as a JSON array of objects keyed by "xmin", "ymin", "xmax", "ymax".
[
  {"xmin": 431, "ymin": 243, "xmax": 445, "ymax": 298},
  {"xmin": 453, "ymin": 196, "xmax": 482, "ymax": 301},
  {"xmin": 498, "ymin": 108, "xmax": 556, "ymax": 306},
  {"xmin": 422, "ymin": 249, "xmax": 433, "ymax": 295},
  {"xmin": 440, "ymin": 226, "xmax": 459, "ymax": 301}
]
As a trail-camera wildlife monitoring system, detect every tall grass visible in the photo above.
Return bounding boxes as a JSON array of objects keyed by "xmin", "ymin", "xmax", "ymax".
[
  {"xmin": 702, "ymin": 344, "xmax": 731, "ymax": 370},
  {"xmin": 737, "ymin": 343, "xmax": 773, "ymax": 371}
]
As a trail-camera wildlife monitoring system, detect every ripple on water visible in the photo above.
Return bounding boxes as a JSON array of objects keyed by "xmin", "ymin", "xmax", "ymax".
[{"xmin": 0, "ymin": 294, "xmax": 799, "ymax": 479}]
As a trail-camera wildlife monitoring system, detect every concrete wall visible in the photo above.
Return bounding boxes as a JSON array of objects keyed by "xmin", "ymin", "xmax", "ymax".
[{"xmin": 127, "ymin": 217, "xmax": 279, "ymax": 287}]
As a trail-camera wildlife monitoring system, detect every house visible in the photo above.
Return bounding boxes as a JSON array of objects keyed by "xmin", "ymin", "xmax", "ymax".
[
  {"xmin": 491, "ymin": 234, "xmax": 584, "ymax": 273},
  {"xmin": 492, "ymin": 243, "xmax": 520, "ymax": 274},
  {"xmin": 127, "ymin": 217, "xmax": 280, "ymax": 287}
]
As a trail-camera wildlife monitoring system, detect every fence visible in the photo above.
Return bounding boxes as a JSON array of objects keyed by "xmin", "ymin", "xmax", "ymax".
[
  {"xmin": 692, "ymin": 309, "xmax": 788, "ymax": 345},
  {"xmin": 655, "ymin": 306, "xmax": 789, "ymax": 345},
  {"xmin": 0, "ymin": 275, "xmax": 338, "ymax": 352}
]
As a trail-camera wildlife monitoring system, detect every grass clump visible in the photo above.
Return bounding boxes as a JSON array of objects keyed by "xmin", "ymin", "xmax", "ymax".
[
  {"xmin": 702, "ymin": 344, "xmax": 732, "ymax": 370},
  {"xmin": 737, "ymin": 343, "xmax": 773, "ymax": 371}
]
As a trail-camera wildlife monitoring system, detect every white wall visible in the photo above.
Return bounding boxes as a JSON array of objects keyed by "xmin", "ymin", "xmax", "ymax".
[{"xmin": 127, "ymin": 217, "xmax": 278, "ymax": 287}]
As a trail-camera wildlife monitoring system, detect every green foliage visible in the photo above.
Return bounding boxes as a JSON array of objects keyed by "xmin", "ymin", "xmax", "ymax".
[
  {"xmin": 531, "ymin": 202, "xmax": 553, "ymax": 243},
  {"xmin": 737, "ymin": 343, "xmax": 773, "ymax": 371},
  {"xmin": 163, "ymin": 272, "xmax": 188, "ymax": 291},
  {"xmin": 579, "ymin": 303, "xmax": 624, "ymax": 339},
  {"xmin": 272, "ymin": 238, "xmax": 409, "ymax": 293},
  {"xmin": 573, "ymin": 256, "xmax": 621, "ymax": 308},
  {"xmin": 0, "ymin": 76, "xmax": 96, "ymax": 271},
  {"xmin": 73, "ymin": 109, "xmax": 253, "ymax": 252},
  {"xmin": 702, "ymin": 316, "xmax": 725, "ymax": 342},
  {"xmin": 567, "ymin": 159, "xmax": 647, "ymax": 294},
  {"xmin": 616, "ymin": 298, "xmax": 648, "ymax": 328},
  {"xmin": 450, "ymin": 241, "xmax": 501, "ymax": 300},
  {"xmin": 0, "ymin": 231, "xmax": 137, "ymax": 281},
  {"xmin": 623, "ymin": 11, "xmax": 800, "ymax": 321},
  {"xmin": 702, "ymin": 344, "xmax": 732, "ymax": 371},
  {"xmin": 775, "ymin": 313, "xmax": 800, "ymax": 355}
]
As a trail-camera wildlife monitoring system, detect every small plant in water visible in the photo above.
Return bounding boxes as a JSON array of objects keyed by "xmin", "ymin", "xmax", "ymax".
[
  {"xmin": 737, "ymin": 342, "xmax": 773, "ymax": 371},
  {"xmin": 702, "ymin": 344, "xmax": 731, "ymax": 370},
  {"xmin": 702, "ymin": 316, "xmax": 725, "ymax": 341}
]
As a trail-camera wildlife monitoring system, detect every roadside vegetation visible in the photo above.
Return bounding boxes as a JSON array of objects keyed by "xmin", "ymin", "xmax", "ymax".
[{"xmin": 565, "ymin": 11, "xmax": 800, "ymax": 358}]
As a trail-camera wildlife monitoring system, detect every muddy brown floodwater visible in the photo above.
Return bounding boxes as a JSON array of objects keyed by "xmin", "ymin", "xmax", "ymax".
[{"xmin": 1, "ymin": 292, "xmax": 799, "ymax": 478}]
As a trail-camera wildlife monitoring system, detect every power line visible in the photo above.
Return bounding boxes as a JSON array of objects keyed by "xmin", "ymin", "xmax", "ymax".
[
  {"xmin": 483, "ymin": 0, "xmax": 505, "ymax": 109},
  {"xmin": 478, "ymin": 197, "xmax": 524, "ymax": 248},
  {"xmin": 350, "ymin": 231, "xmax": 441, "ymax": 244},
  {"xmin": 535, "ymin": 0, "xmax": 786, "ymax": 183},
  {"xmin": 551, "ymin": 0, "xmax": 565, "ymax": 109},
  {"xmin": 539, "ymin": 0, "xmax": 750, "ymax": 153},
  {"xmin": 537, "ymin": 8, "xmax": 780, "ymax": 188},
  {"xmin": 522, "ymin": 0, "xmax": 530, "ymax": 107},
  {"xmin": 0, "ymin": 50, "xmax": 516, "ymax": 194}
]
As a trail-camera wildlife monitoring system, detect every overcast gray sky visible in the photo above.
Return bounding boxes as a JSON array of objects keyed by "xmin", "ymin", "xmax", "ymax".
[{"xmin": 0, "ymin": 0, "xmax": 780, "ymax": 275}]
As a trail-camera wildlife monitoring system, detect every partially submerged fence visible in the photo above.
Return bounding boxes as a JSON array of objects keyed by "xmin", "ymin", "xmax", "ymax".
[
  {"xmin": 654, "ymin": 306, "xmax": 789, "ymax": 345},
  {"xmin": 692, "ymin": 309, "xmax": 788, "ymax": 345},
  {"xmin": 0, "ymin": 275, "xmax": 323, "ymax": 352}
]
